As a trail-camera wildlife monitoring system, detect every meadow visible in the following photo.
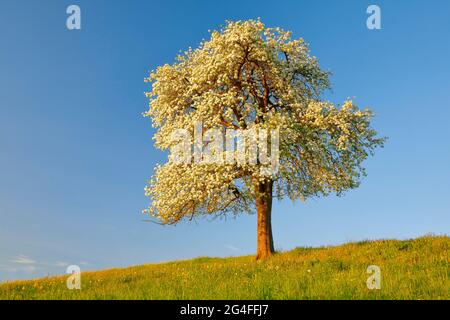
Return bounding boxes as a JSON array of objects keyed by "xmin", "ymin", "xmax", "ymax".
[{"xmin": 0, "ymin": 235, "xmax": 448, "ymax": 300}]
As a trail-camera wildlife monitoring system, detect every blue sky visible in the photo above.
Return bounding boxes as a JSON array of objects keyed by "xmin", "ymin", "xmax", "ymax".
[{"xmin": 0, "ymin": 0, "xmax": 449, "ymax": 281}]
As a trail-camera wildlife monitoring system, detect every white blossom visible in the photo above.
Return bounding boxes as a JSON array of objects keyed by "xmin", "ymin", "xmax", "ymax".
[{"xmin": 143, "ymin": 19, "xmax": 385, "ymax": 224}]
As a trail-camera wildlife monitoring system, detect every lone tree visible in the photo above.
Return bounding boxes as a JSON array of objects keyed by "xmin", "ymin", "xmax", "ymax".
[{"xmin": 144, "ymin": 20, "xmax": 384, "ymax": 260}]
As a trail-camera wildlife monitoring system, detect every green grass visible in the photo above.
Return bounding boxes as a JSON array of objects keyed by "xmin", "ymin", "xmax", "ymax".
[{"xmin": 1, "ymin": 235, "xmax": 448, "ymax": 300}]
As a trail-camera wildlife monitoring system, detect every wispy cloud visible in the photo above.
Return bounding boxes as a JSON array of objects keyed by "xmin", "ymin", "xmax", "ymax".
[
  {"xmin": 0, "ymin": 264, "xmax": 18, "ymax": 273},
  {"xmin": 2, "ymin": 255, "xmax": 91, "ymax": 278},
  {"xmin": 22, "ymin": 265, "xmax": 36, "ymax": 274},
  {"xmin": 53, "ymin": 261, "xmax": 70, "ymax": 267},
  {"xmin": 4, "ymin": 255, "xmax": 38, "ymax": 274},
  {"xmin": 10, "ymin": 254, "xmax": 36, "ymax": 265},
  {"xmin": 224, "ymin": 244, "xmax": 239, "ymax": 251}
]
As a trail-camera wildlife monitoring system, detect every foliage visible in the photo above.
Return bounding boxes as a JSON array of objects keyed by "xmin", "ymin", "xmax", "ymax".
[{"xmin": 144, "ymin": 19, "xmax": 385, "ymax": 224}]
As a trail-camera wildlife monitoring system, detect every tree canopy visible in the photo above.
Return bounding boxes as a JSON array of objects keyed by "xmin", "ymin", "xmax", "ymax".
[{"xmin": 144, "ymin": 19, "xmax": 384, "ymax": 227}]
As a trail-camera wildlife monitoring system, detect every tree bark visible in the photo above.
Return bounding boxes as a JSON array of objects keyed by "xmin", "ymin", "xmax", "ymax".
[{"xmin": 255, "ymin": 179, "xmax": 274, "ymax": 260}]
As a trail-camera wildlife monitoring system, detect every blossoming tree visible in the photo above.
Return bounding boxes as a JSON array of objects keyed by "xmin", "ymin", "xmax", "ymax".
[{"xmin": 144, "ymin": 20, "xmax": 384, "ymax": 260}]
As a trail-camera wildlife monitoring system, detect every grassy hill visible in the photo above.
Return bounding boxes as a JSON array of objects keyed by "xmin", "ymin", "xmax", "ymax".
[{"xmin": 0, "ymin": 235, "xmax": 448, "ymax": 300}]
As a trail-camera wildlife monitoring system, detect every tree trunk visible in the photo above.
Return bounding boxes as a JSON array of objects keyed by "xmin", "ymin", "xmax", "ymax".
[{"xmin": 255, "ymin": 179, "xmax": 274, "ymax": 260}]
